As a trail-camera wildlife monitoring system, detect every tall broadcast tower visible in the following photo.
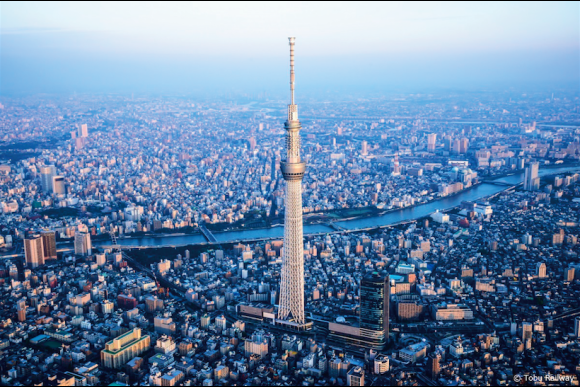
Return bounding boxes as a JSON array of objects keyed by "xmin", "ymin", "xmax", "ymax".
[{"xmin": 278, "ymin": 37, "xmax": 308, "ymax": 327}]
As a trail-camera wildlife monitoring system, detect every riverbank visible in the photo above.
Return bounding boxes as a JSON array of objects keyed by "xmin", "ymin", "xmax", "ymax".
[
  {"xmin": 56, "ymin": 230, "xmax": 205, "ymax": 246},
  {"xmin": 52, "ymin": 162, "xmax": 580, "ymax": 248},
  {"xmin": 78, "ymin": 164, "xmax": 580, "ymax": 250},
  {"xmin": 103, "ymin": 184, "xmax": 508, "ymax": 262}
]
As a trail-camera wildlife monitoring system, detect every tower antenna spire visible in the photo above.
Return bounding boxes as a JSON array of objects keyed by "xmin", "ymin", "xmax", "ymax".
[
  {"xmin": 289, "ymin": 37, "xmax": 295, "ymax": 105},
  {"xmin": 287, "ymin": 37, "xmax": 298, "ymax": 122}
]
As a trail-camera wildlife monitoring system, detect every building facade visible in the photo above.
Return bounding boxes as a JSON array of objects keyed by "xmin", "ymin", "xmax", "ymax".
[
  {"xmin": 359, "ymin": 272, "xmax": 390, "ymax": 350},
  {"xmin": 41, "ymin": 230, "xmax": 57, "ymax": 260},
  {"xmin": 24, "ymin": 234, "xmax": 44, "ymax": 268},
  {"xmin": 74, "ymin": 231, "xmax": 92, "ymax": 256},
  {"xmin": 524, "ymin": 161, "xmax": 540, "ymax": 191},
  {"xmin": 40, "ymin": 165, "xmax": 56, "ymax": 193},
  {"xmin": 101, "ymin": 328, "xmax": 150, "ymax": 369}
]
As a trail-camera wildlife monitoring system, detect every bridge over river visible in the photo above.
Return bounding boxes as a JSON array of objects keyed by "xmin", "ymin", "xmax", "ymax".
[{"xmin": 199, "ymin": 225, "xmax": 217, "ymax": 243}]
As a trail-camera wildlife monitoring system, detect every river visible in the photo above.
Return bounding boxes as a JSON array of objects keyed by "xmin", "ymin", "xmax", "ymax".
[{"xmin": 97, "ymin": 165, "xmax": 580, "ymax": 248}]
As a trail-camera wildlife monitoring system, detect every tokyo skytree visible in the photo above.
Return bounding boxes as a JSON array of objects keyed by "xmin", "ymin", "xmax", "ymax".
[{"xmin": 278, "ymin": 37, "xmax": 307, "ymax": 326}]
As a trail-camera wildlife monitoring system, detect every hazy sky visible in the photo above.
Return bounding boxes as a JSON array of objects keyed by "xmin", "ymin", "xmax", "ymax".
[{"xmin": 1, "ymin": 1, "xmax": 579, "ymax": 96}]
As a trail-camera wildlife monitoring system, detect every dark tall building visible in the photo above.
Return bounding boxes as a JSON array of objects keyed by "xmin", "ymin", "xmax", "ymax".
[
  {"xmin": 427, "ymin": 353, "xmax": 441, "ymax": 379},
  {"xmin": 359, "ymin": 272, "xmax": 390, "ymax": 350},
  {"xmin": 41, "ymin": 230, "xmax": 57, "ymax": 260}
]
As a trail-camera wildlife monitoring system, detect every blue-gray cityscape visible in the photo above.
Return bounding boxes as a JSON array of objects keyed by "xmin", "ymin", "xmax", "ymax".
[{"xmin": 1, "ymin": 2, "xmax": 579, "ymax": 386}]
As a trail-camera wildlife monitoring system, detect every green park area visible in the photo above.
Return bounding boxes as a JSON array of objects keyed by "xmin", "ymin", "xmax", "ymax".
[{"xmin": 40, "ymin": 208, "xmax": 80, "ymax": 218}]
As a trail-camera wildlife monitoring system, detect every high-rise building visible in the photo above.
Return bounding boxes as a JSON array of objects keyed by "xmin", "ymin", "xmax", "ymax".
[
  {"xmin": 41, "ymin": 230, "xmax": 57, "ymax": 260},
  {"xmin": 79, "ymin": 123, "xmax": 88, "ymax": 138},
  {"xmin": 522, "ymin": 322, "xmax": 533, "ymax": 341},
  {"xmin": 145, "ymin": 296, "xmax": 164, "ymax": 313},
  {"xmin": 443, "ymin": 136, "xmax": 452, "ymax": 150},
  {"xmin": 373, "ymin": 354, "xmax": 389, "ymax": 374},
  {"xmin": 452, "ymin": 139, "xmax": 461, "ymax": 154},
  {"xmin": 102, "ymin": 300, "xmax": 114, "ymax": 314},
  {"xmin": 347, "ymin": 366, "xmax": 365, "ymax": 386},
  {"xmin": 460, "ymin": 138, "xmax": 469, "ymax": 153},
  {"xmin": 427, "ymin": 133, "xmax": 437, "ymax": 152},
  {"xmin": 565, "ymin": 266, "xmax": 575, "ymax": 281},
  {"xmin": 40, "ymin": 165, "xmax": 56, "ymax": 192},
  {"xmin": 524, "ymin": 162, "xmax": 540, "ymax": 191},
  {"xmin": 52, "ymin": 176, "xmax": 65, "ymax": 195},
  {"xmin": 537, "ymin": 262, "xmax": 547, "ymax": 278},
  {"xmin": 451, "ymin": 138, "xmax": 469, "ymax": 154},
  {"xmin": 391, "ymin": 154, "xmax": 401, "ymax": 176},
  {"xmin": 200, "ymin": 313, "xmax": 211, "ymax": 329},
  {"xmin": 553, "ymin": 229, "xmax": 565, "ymax": 245},
  {"xmin": 215, "ymin": 315, "xmax": 227, "ymax": 332},
  {"xmin": 74, "ymin": 231, "xmax": 92, "ymax": 256},
  {"xmin": 575, "ymin": 317, "xmax": 580, "ymax": 338},
  {"xmin": 277, "ymin": 37, "xmax": 309, "ymax": 329},
  {"xmin": 101, "ymin": 328, "xmax": 150, "ymax": 369},
  {"xmin": 244, "ymin": 332, "xmax": 269, "ymax": 358},
  {"xmin": 25, "ymin": 234, "xmax": 45, "ymax": 268},
  {"xmin": 214, "ymin": 365, "xmax": 229, "ymax": 381},
  {"xmin": 427, "ymin": 353, "xmax": 441, "ymax": 379},
  {"xmin": 360, "ymin": 272, "xmax": 390, "ymax": 350},
  {"xmin": 361, "ymin": 140, "xmax": 368, "ymax": 156},
  {"xmin": 17, "ymin": 299, "xmax": 26, "ymax": 322}
]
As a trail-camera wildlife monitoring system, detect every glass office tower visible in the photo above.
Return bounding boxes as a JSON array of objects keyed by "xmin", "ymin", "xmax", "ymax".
[{"xmin": 359, "ymin": 272, "xmax": 390, "ymax": 350}]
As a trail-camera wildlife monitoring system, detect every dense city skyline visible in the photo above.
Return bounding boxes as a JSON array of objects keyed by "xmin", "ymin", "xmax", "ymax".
[{"xmin": 1, "ymin": 2, "xmax": 580, "ymax": 387}]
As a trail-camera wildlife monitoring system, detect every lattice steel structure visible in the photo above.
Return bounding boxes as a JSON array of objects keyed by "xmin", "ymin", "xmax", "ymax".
[{"xmin": 278, "ymin": 37, "xmax": 307, "ymax": 325}]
